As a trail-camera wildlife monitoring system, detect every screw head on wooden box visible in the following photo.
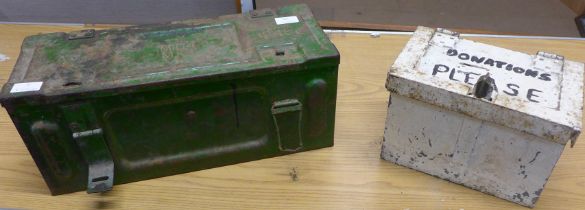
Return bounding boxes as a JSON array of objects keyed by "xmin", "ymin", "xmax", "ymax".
[{"xmin": 382, "ymin": 26, "xmax": 584, "ymax": 207}]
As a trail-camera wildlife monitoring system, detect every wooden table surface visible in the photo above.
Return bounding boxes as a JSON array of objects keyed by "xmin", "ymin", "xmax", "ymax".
[{"xmin": 0, "ymin": 24, "xmax": 584, "ymax": 210}]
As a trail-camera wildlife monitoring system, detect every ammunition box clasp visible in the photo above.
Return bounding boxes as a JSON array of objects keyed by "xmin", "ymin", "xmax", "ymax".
[
  {"xmin": 271, "ymin": 99, "xmax": 303, "ymax": 152},
  {"xmin": 62, "ymin": 103, "xmax": 114, "ymax": 193}
]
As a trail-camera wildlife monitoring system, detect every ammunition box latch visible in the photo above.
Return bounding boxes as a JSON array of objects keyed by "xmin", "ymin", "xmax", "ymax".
[
  {"xmin": 271, "ymin": 99, "xmax": 303, "ymax": 152},
  {"xmin": 62, "ymin": 103, "xmax": 114, "ymax": 193}
]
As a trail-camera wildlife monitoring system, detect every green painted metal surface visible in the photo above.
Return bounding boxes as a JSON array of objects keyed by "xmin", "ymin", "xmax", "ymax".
[{"xmin": 0, "ymin": 4, "xmax": 339, "ymax": 195}]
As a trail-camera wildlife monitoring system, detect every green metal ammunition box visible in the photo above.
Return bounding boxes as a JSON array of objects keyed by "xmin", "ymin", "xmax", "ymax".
[{"xmin": 0, "ymin": 4, "xmax": 339, "ymax": 195}]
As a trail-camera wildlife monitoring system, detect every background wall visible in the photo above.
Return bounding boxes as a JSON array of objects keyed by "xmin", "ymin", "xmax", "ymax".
[
  {"xmin": 257, "ymin": 0, "xmax": 580, "ymax": 37},
  {"xmin": 0, "ymin": 0, "xmax": 237, "ymax": 24},
  {"xmin": 0, "ymin": 0, "xmax": 581, "ymax": 37}
]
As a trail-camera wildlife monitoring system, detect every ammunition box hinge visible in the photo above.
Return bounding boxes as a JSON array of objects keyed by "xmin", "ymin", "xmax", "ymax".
[
  {"xmin": 533, "ymin": 51, "xmax": 565, "ymax": 72},
  {"xmin": 249, "ymin": 9, "xmax": 274, "ymax": 18},
  {"xmin": 271, "ymin": 99, "xmax": 303, "ymax": 152},
  {"xmin": 62, "ymin": 103, "xmax": 114, "ymax": 193},
  {"xmin": 431, "ymin": 28, "xmax": 460, "ymax": 48},
  {"xmin": 67, "ymin": 29, "xmax": 95, "ymax": 40}
]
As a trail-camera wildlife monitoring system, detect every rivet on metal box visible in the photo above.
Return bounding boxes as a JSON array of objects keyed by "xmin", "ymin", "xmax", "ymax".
[
  {"xmin": 0, "ymin": 4, "xmax": 340, "ymax": 195},
  {"xmin": 382, "ymin": 26, "xmax": 584, "ymax": 207}
]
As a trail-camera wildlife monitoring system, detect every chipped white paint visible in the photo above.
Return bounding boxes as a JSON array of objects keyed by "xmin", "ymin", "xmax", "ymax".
[
  {"xmin": 0, "ymin": 54, "xmax": 9, "ymax": 62},
  {"xmin": 387, "ymin": 27, "xmax": 583, "ymax": 145},
  {"xmin": 382, "ymin": 26, "xmax": 584, "ymax": 207}
]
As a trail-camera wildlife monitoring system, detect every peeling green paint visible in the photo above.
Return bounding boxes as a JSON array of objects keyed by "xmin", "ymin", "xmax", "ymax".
[{"xmin": 1, "ymin": 4, "xmax": 339, "ymax": 195}]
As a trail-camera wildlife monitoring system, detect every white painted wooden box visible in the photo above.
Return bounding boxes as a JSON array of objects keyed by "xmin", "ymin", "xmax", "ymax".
[{"xmin": 382, "ymin": 26, "xmax": 584, "ymax": 207}]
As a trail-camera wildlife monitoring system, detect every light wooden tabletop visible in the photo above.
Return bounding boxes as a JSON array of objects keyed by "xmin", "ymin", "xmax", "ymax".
[{"xmin": 0, "ymin": 24, "xmax": 584, "ymax": 210}]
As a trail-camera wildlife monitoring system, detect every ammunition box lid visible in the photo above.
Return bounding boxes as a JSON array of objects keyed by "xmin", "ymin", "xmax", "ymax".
[
  {"xmin": 0, "ymin": 4, "xmax": 338, "ymax": 100},
  {"xmin": 387, "ymin": 26, "xmax": 584, "ymax": 146}
]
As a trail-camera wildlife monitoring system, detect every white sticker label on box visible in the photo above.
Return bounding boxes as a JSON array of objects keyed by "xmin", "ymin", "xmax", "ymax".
[
  {"xmin": 275, "ymin": 16, "xmax": 299, "ymax": 25},
  {"xmin": 10, "ymin": 82, "xmax": 43, "ymax": 93}
]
